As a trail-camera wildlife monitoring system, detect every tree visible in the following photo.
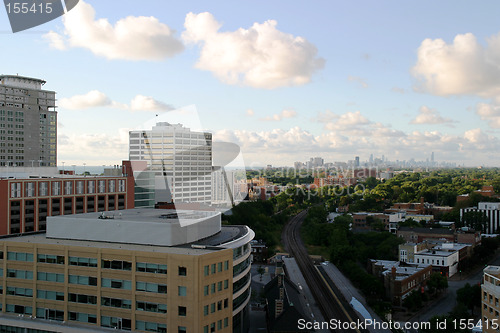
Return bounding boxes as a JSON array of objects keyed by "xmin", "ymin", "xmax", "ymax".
[
  {"xmin": 257, "ymin": 266, "xmax": 265, "ymax": 281},
  {"xmin": 427, "ymin": 272, "xmax": 448, "ymax": 294},
  {"xmin": 456, "ymin": 283, "xmax": 481, "ymax": 315},
  {"xmin": 462, "ymin": 211, "xmax": 489, "ymax": 232}
]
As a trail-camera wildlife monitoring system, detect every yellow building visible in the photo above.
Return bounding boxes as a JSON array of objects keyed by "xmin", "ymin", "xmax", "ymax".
[
  {"xmin": 0, "ymin": 209, "xmax": 254, "ymax": 333},
  {"xmin": 482, "ymin": 266, "xmax": 500, "ymax": 333}
]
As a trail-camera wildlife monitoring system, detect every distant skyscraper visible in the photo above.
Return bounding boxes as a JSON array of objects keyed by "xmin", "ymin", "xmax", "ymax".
[
  {"xmin": 129, "ymin": 122, "xmax": 212, "ymax": 204},
  {"xmin": 369, "ymin": 154, "xmax": 373, "ymax": 164},
  {"xmin": 313, "ymin": 157, "xmax": 324, "ymax": 168},
  {"xmin": 0, "ymin": 75, "xmax": 57, "ymax": 167},
  {"xmin": 354, "ymin": 156, "xmax": 360, "ymax": 167},
  {"xmin": 431, "ymin": 152, "xmax": 435, "ymax": 163}
]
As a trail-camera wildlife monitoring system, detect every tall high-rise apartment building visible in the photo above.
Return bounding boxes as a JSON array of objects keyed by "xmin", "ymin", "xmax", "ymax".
[
  {"xmin": 0, "ymin": 75, "xmax": 57, "ymax": 167},
  {"xmin": 129, "ymin": 123, "xmax": 212, "ymax": 204}
]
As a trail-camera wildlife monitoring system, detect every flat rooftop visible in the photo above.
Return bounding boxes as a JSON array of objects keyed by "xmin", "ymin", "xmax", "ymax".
[
  {"xmin": 68, "ymin": 209, "xmax": 218, "ymax": 223},
  {"xmin": 372, "ymin": 260, "xmax": 431, "ymax": 281},
  {"xmin": 0, "ymin": 224, "xmax": 247, "ymax": 255},
  {"xmin": 0, "ymin": 232, "xmax": 220, "ymax": 256},
  {"xmin": 47, "ymin": 209, "xmax": 223, "ymax": 247}
]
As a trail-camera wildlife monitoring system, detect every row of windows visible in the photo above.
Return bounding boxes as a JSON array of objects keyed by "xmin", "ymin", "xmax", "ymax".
[
  {"xmin": 203, "ymin": 280, "xmax": 229, "ymax": 296},
  {"xmin": 416, "ymin": 257, "xmax": 445, "ymax": 265},
  {"xmin": 203, "ymin": 298, "xmax": 229, "ymax": 315},
  {"xmin": 5, "ymin": 271, "xmax": 173, "ymax": 295},
  {"xmin": 7, "ymin": 288, "xmax": 166, "ymax": 314},
  {"xmin": 203, "ymin": 318, "xmax": 229, "ymax": 333},
  {"xmin": 10, "ymin": 179, "xmax": 126, "ymax": 198},
  {"xmin": 2, "ymin": 254, "xmax": 170, "ymax": 275},
  {"xmin": 204, "ymin": 261, "xmax": 229, "ymax": 276}
]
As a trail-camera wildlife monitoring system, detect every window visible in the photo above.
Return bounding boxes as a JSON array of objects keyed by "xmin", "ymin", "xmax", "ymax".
[
  {"xmin": 178, "ymin": 326, "xmax": 187, "ymax": 333},
  {"xmin": 218, "ymin": 320, "xmax": 222, "ymax": 330},
  {"xmin": 224, "ymin": 279, "xmax": 229, "ymax": 289},
  {"xmin": 211, "ymin": 283, "xmax": 215, "ymax": 294},
  {"xmin": 68, "ymin": 274, "xmax": 97, "ymax": 286},
  {"xmin": 136, "ymin": 281, "xmax": 167, "ymax": 294},
  {"xmin": 102, "ymin": 259, "xmax": 132, "ymax": 271},
  {"xmin": 36, "ymin": 308, "xmax": 63, "ymax": 321},
  {"xmin": 136, "ymin": 301, "xmax": 167, "ymax": 313},
  {"xmin": 204, "ymin": 285, "xmax": 209, "ymax": 296},
  {"xmin": 211, "ymin": 303, "xmax": 215, "ymax": 313},
  {"xmin": 224, "ymin": 317, "xmax": 228, "ymax": 328},
  {"xmin": 211, "ymin": 264, "xmax": 216, "ymax": 274},
  {"xmin": 37, "ymin": 290, "xmax": 64, "ymax": 301},
  {"xmin": 68, "ymin": 293, "xmax": 97, "ymax": 304},
  {"xmin": 69, "ymin": 256, "xmax": 98, "ymax": 267},
  {"xmin": 218, "ymin": 262, "xmax": 223, "ymax": 272},
  {"xmin": 37, "ymin": 254, "xmax": 64, "ymax": 264},
  {"xmin": 69, "ymin": 312, "xmax": 97, "ymax": 324},
  {"xmin": 178, "ymin": 306, "xmax": 187, "ymax": 316},
  {"xmin": 7, "ymin": 251, "xmax": 33, "ymax": 262},
  {"xmin": 7, "ymin": 287, "xmax": 32, "ymax": 297},
  {"xmin": 178, "ymin": 266, "xmax": 187, "ymax": 276},
  {"xmin": 136, "ymin": 262, "xmax": 167, "ymax": 274},
  {"xmin": 7, "ymin": 269, "xmax": 33, "ymax": 280},
  {"xmin": 102, "ymin": 297, "xmax": 132, "ymax": 309},
  {"xmin": 217, "ymin": 300, "xmax": 222, "ymax": 311},
  {"xmin": 101, "ymin": 316, "xmax": 131, "ymax": 330},
  {"xmin": 217, "ymin": 281, "xmax": 222, "ymax": 291},
  {"xmin": 136, "ymin": 321, "xmax": 167, "ymax": 332},
  {"xmin": 204, "ymin": 265, "xmax": 209, "ymax": 276},
  {"xmin": 224, "ymin": 260, "xmax": 229, "ymax": 270},
  {"xmin": 204, "ymin": 305, "xmax": 209, "ymax": 316},
  {"xmin": 102, "ymin": 278, "xmax": 131, "ymax": 290},
  {"xmin": 178, "ymin": 286, "xmax": 187, "ymax": 296}
]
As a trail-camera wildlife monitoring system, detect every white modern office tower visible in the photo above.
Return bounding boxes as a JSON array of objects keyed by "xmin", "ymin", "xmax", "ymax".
[
  {"xmin": 0, "ymin": 75, "xmax": 57, "ymax": 167},
  {"xmin": 129, "ymin": 122, "xmax": 212, "ymax": 204},
  {"xmin": 461, "ymin": 202, "xmax": 500, "ymax": 234}
]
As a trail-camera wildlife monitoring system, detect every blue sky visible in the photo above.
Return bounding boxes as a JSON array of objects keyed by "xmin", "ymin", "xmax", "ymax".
[{"xmin": 2, "ymin": 1, "xmax": 500, "ymax": 166}]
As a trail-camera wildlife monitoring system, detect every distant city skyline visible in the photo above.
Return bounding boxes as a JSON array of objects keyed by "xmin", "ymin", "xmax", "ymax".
[{"xmin": 2, "ymin": 1, "xmax": 500, "ymax": 166}]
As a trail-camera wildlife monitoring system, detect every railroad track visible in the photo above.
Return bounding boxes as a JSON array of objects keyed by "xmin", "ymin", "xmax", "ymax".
[{"xmin": 282, "ymin": 210, "xmax": 367, "ymax": 333}]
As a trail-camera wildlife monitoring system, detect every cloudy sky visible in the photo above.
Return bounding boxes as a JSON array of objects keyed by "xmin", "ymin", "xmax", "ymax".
[{"xmin": 2, "ymin": 1, "xmax": 500, "ymax": 167}]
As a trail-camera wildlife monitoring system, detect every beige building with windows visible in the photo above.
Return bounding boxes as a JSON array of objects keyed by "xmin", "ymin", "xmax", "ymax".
[
  {"xmin": 0, "ymin": 208, "xmax": 254, "ymax": 333},
  {"xmin": 482, "ymin": 266, "xmax": 500, "ymax": 333}
]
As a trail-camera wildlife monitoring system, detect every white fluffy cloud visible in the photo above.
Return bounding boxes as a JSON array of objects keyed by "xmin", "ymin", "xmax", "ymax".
[
  {"xmin": 476, "ymin": 102, "xmax": 500, "ymax": 128},
  {"xmin": 412, "ymin": 32, "xmax": 500, "ymax": 98},
  {"xmin": 246, "ymin": 109, "xmax": 255, "ymax": 117},
  {"xmin": 410, "ymin": 106, "xmax": 455, "ymax": 126},
  {"xmin": 59, "ymin": 90, "xmax": 113, "ymax": 109},
  {"xmin": 260, "ymin": 109, "xmax": 297, "ymax": 121},
  {"xmin": 323, "ymin": 111, "xmax": 371, "ymax": 131},
  {"xmin": 213, "ymin": 126, "xmax": 500, "ymax": 166},
  {"xmin": 43, "ymin": 1, "xmax": 184, "ymax": 60},
  {"xmin": 182, "ymin": 12, "xmax": 325, "ymax": 89},
  {"xmin": 57, "ymin": 129, "xmax": 130, "ymax": 164},
  {"xmin": 130, "ymin": 95, "xmax": 174, "ymax": 111},
  {"xmin": 59, "ymin": 90, "xmax": 172, "ymax": 112}
]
